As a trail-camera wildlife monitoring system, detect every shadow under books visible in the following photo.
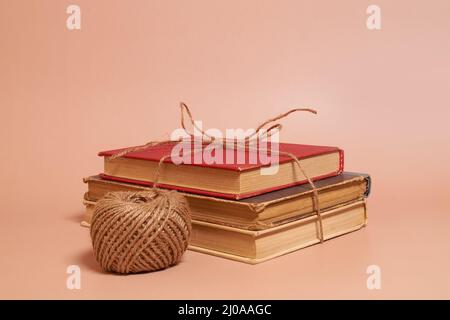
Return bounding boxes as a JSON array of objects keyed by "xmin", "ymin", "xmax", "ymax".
[{"xmin": 65, "ymin": 210, "xmax": 86, "ymax": 224}]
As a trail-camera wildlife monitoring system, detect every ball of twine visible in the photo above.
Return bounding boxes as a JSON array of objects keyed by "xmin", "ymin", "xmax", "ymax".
[{"xmin": 90, "ymin": 189, "xmax": 191, "ymax": 274}]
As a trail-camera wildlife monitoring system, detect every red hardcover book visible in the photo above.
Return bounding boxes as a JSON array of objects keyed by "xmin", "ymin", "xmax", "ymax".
[{"xmin": 99, "ymin": 142, "xmax": 343, "ymax": 199}]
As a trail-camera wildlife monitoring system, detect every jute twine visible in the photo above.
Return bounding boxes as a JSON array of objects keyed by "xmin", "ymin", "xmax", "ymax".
[
  {"xmin": 90, "ymin": 190, "xmax": 191, "ymax": 274},
  {"xmin": 110, "ymin": 103, "xmax": 325, "ymax": 241},
  {"xmin": 90, "ymin": 102, "xmax": 324, "ymax": 274}
]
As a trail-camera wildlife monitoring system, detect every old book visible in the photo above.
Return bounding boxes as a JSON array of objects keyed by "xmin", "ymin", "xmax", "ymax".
[
  {"xmin": 189, "ymin": 200, "xmax": 367, "ymax": 263},
  {"xmin": 82, "ymin": 199, "xmax": 367, "ymax": 264},
  {"xmin": 98, "ymin": 142, "xmax": 343, "ymax": 199},
  {"xmin": 83, "ymin": 172, "xmax": 370, "ymax": 230}
]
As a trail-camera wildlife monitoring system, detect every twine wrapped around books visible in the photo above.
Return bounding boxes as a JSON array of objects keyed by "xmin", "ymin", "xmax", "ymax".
[
  {"xmin": 109, "ymin": 103, "xmax": 325, "ymax": 243},
  {"xmin": 90, "ymin": 102, "xmax": 326, "ymax": 274}
]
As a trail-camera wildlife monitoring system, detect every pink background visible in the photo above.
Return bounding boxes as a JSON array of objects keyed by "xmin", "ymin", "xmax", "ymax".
[{"xmin": 1, "ymin": 0, "xmax": 449, "ymax": 298}]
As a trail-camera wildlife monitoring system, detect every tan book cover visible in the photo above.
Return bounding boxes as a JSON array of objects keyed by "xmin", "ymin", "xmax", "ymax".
[{"xmin": 83, "ymin": 172, "xmax": 370, "ymax": 230}]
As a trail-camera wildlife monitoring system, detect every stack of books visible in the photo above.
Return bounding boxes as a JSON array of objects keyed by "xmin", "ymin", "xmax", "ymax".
[{"xmin": 82, "ymin": 142, "xmax": 370, "ymax": 264}]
